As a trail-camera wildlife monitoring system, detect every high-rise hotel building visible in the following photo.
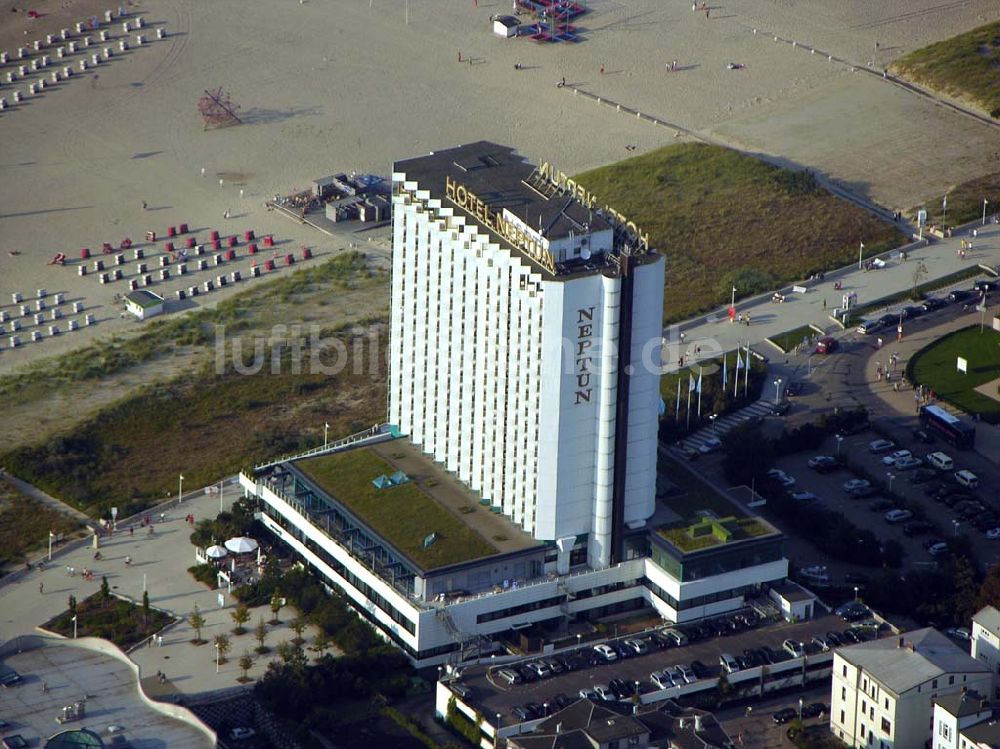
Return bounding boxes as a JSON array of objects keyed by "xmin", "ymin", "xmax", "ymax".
[
  {"xmin": 240, "ymin": 142, "xmax": 789, "ymax": 666},
  {"xmin": 389, "ymin": 142, "xmax": 663, "ymax": 568}
]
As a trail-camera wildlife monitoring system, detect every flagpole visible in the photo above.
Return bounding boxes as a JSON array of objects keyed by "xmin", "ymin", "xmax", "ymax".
[
  {"xmin": 697, "ymin": 367, "xmax": 703, "ymax": 419},
  {"xmin": 686, "ymin": 376, "xmax": 692, "ymax": 430},
  {"xmin": 675, "ymin": 376, "xmax": 682, "ymax": 423},
  {"xmin": 734, "ymin": 349, "xmax": 740, "ymax": 398},
  {"xmin": 743, "ymin": 342, "xmax": 750, "ymax": 397}
]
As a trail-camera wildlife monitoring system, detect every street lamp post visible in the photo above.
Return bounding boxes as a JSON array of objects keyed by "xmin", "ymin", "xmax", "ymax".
[
  {"xmin": 799, "ymin": 697, "xmax": 804, "ymax": 721},
  {"xmin": 709, "ymin": 414, "xmax": 718, "ymax": 435},
  {"xmin": 886, "ymin": 472, "xmax": 895, "ymax": 493},
  {"xmin": 178, "ymin": 474, "xmax": 185, "ymax": 505},
  {"xmin": 953, "ymin": 520, "xmax": 961, "ymax": 537},
  {"xmin": 324, "ymin": 422, "xmax": 330, "ymax": 448},
  {"xmin": 48, "ymin": 530, "xmax": 54, "ymax": 561},
  {"xmin": 72, "ymin": 615, "xmax": 77, "ymax": 639},
  {"xmin": 984, "ymin": 199, "xmax": 990, "ymax": 226},
  {"xmin": 576, "ymin": 633, "xmax": 582, "ymax": 648},
  {"xmin": 835, "ymin": 434, "xmax": 844, "ymax": 457},
  {"xmin": 854, "ymin": 586, "xmax": 859, "ymax": 602},
  {"xmin": 858, "ymin": 241, "xmax": 865, "ymax": 269},
  {"xmin": 773, "ymin": 378, "xmax": 782, "ymax": 404},
  {"xmin": 215, "ymin": 642, "xmax": 220, "ymax": 673},
  {"xmin": 730, "ymin": 286, "xmax": 736, "ymax": 322},
  {"xmin": 496, "ymin": 713, "xmax": 502, "ymax": 740}
]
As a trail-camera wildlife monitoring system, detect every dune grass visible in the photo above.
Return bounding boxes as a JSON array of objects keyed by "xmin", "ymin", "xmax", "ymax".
[
  {"xmin": 918, "ymin": 171, "xmax": 1000, "ymax": 228},
  {"xmin": 0, "ymin": 479, "xmax": 83, "ymax": 571},
  {"xmin": 575, "ymin": 144, "xmax": 905, "ymax": 323},
  {"xmin": 891, "ymin": 21, "xmax": 1000, "ymax": 118}
]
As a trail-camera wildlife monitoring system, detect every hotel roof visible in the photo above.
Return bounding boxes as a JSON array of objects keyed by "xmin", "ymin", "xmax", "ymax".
[
  {"xmin": 974, "ymin": 606, "xmax": 1000, "ymax": 635},
  {"xmin": 291, "ymin": 438, "xmax": 541, "ymax": 572},
  {"xmin": 838, "ymin": 628, "xmax": 989, "ymax": 696}
]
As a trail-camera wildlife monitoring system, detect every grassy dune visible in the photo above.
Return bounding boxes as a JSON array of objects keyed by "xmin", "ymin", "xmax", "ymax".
[
  {"xmin": 891, "ymin": 21, "xmax": 1000, "ymax": 118},
  {"xmin": 575, "ymin": 144, "xmax": 907, "ymax": 323}
]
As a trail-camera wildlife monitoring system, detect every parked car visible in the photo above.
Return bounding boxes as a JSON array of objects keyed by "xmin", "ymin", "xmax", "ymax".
[
  {"xmin": 497, "ymin": 668, "xmax": 522, "ymax": 685},
  {"xmin": 946, "ymin": 627, "xmax": 971, "ymax": 640},
  {"xmin": 689, "ymin": 660, "xmax": 709, "ymax": 679},
  {"xmin": 877, "ymin": 313, "xmax": 899, "ymax": 328},
  {"xmin": 772, "ymin": 708, "xmax": 798, "ymax": 725},
  {"xmin": 525, "ymin": 702, "xmax": 545, "ymax": 718},
  {"xmin": 815, "ymin": 336, "xmax": 839, "ymax": 354},
  {"xmin": 802, "ymin": 703, "xmax": 827, "ymax": 718},
  {"xmin": 894, "ymin": 456, "xmax": 923, "ymax": 471},
  {"xmin": 698, "ymin": 437, "xmax": 722, "ymax": 454},
  {"xmin": 948, "ymin": 289, "xmax": 973, "ymax": 303},
  {"xmin": 927, "ymin": 541, "xmax": 950, "ymax": 556},
  {"xmin": 825, "ymin": 631, "xmax": 844, "ymax": 647},
  {"xmin": 844, "ymin": 478, "xmax": 872, "ymax": 493},
  {"xmin": 921, "ymin": 296, "xmax": 947, "ymax": 311},
  {"xmin": 592, "ymin": 684, "xmax": 615, "ymax": 702},
  {"xmin": 848, "ymin": 484, "xmax": 878, "ymax": 499},
  {"xmin": 767, "ymin": 468, "xmax": 796, "ymax": 487},
  {"xmin": 909, "ymin": 468, "xmax": 938, "ymax": 484},
  {"xmin": 856, "ymin": 319, "xmax": 882, "ymax": 335},
  {"xmin": 900, "ymin": 305, "xmax": 924, "ymax": 319},
  {"xmin": 553, "ymin": 693, "xmax": 574, "ymax": 710},
  {"xmin": 511, "ymin": 705, "xmax": 534, "ymax": 721},
  {"xmin": 677, "ymin": 664, "xmax": 696, "ymax": 683},
  {"xmin": 609, "ymin": 678, "xmax": 632, "ymax": 699},
  {"xmin": 782, "ymin": 639, "xmax": 805, "ymax": 658},
  {"xmin": 837, "ymin": 602, "xmax": 871, "ymax": 622},
  {"xmin": 885, "ymin": 509, "xmax": 913, "ymax": 524},
  {"xmin": 790, "ymin": 491, "xmax": 820, "ymax": 502},
  {"xmin": 882, "ymin": 449, "xmax": 913, "ymax": 466},
  {"xmin": 719, "ymin": 653, "xmax": 740, "ymax": 674},
  {"xmin": 771, "ymin": 401, "xmax": 791, "ymax": 416},
  {"xmin": 593, "ymin": 644, "xmax": 618, "ymax": 662},
  {"xmin": 650, "ymin": 670, "xmax": 674, "ymax": 690},
  {"xmin": 986, "ymin": 527, "xmax": 1000, "ymax": 540},
  {"xmin": 623, "ymin": 638, "xmax": 649, "ymax": 656},
  {"xmin": 974, "ymin": 279, "xmax": 997, "ymax": 293},
  {"xmin": 869, "ymin": 439, "xmax": 895, "ymax": 453},
  {"xmin": 525, "ymin": 661, "xmax": 552, "ymax": 679},
  {"xmin": 811, "ymin": 634, "xmax": 831, "ymax": 652},
  {"xmin": 808, "ymin": 455, "xmax": 838, "ymax": 472},
  {"xmin": 578, "ymin": 688, "xmax": 598, "ymax": 701},
  {"xmin": 955, "ymin": 470, "xmax": 979, "ymax": 490},
  {"xmin": 679, "ymin": 445, "xmax": 700, "ymax": 461},
  {"xmin": 903, "ymin": 520, "xmax": 934, "ymax": 537},
  {"xmin": 229, "ymin": 728, "xmax": 256, "ymax": 741}
]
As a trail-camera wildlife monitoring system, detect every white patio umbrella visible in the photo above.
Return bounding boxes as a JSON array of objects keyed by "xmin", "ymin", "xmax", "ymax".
[
  {"xmin": 224, "ymin": 536, "xmax": 259, "ymax": 554},
  {"xmin": 206, "ymin": 544, "xmax": 228, "ymax": 559}
]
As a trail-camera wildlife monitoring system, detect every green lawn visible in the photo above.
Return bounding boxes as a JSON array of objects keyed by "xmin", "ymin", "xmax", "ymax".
[
  {"xmin": 297, "ymin": 449, "xmax": 497, "ymax": 570},
  {"xmin": 909, "ymin": 325, "xmax": 1000, "ymax": 424},
  {"xmin": 769, "ymin": 325, "xmax": 822, "ymax": 354},
  {"xmin": 891, "ymin": 21, "xmax": 1000, "ymax": 118},
  {"xmin": 42, "ymin": 591, "xmax": 175, "ymax": 650},
  {"xmin": 575, "ymin": 144, "xmax": 905, "ymax": 323},
  {"xmin": 659, "ymin": 457, "xmax": 747, "ymax": 522}
]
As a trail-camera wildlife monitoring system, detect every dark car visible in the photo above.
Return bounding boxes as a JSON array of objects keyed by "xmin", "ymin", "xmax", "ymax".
[
  {"xmin": 689, "ymin": 660, "xmax": 709, "ymax": 679},
  {"xmin": 802, "ymin": 703, "xmax": 827, "ymax": 719},
  {"xmin": 773, "ymin": 708, "xmax": 798, "ymax": 725},
  {"xmin": 912, "ymin": 428, "xmax": 934, "ymax": 444},
  {"xmin": 839, "ymin": 602, "xmax": 871, "ymax": 622},
  {"xmin": 921, "ymin": 297, "xmax": 947, "ymax": 311},
  {"xmin": 909, "ymin": 468, "xmax": 938, "ymax": 484},
  {"xmin": 948, "ymin": 289, "xmax": 973, "ymax": 303},
  {"xmin": 785, "ymin": 381, "xmax": 804, "ymax": 397},
  {"xmin": 771, "ymin": 401, "xmax": 791, "ymax": 416},
  {"xmin": 869, "ymin": 498, "xmax": 894, "ymax": 512},
  {"xmin": 901, "ymin": 305, "xmax": 924, "ymax": 319},
  {"xmin": 609, "ymin": 678, "xmax": 631, "ymax": 699},
  {"xmin": 903, "ymin": 520, "xmax": 934, "ymax": 537},
  {"xmin": 877, "ymin": 313, "xmax": 899, "ymax": 328},
  {"xmin": 842, "ymin": 629, "xmax": 860, "ymax": 643},
  {"xmin": 815, "ymin": 336, "xmax": 839, "ymax": 355},
  {"xmin": 511, "ymin": 705, "xmax": 534, "ymax": 721},
  {"xmin": 974, "ymin": 279, "xmax": 997, "ymax": 293},
  {"xmin": 848, "ymin": 485, "xmax": 878, "ymax": 499},
  {"xmin": 825, "ymin": 631, "xmax": 844, "ymax": 647},
  {"xmin": 525, "ymin": 702, "xmax": 545, "ymax": 718},
  {"xmin": 553, "ymin": 693, "xmax": 574, "ymax": 710}
]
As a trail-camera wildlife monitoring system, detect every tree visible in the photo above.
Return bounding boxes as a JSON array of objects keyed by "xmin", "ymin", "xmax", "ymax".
[
  {"xmin": 269, "ymin": 592, "xmax": 282, "ymax": 624},
  {"xmin": 68, "ymin": 594, "xmax": 77, "ymax": 617},
  {"xmin": 214, "ymin": 633, "xmax": 231, "ymax": 664},
  {"xmin": 238, "ymin": 650, "xmax": 255, "ymax": 682},
  {"xmin": 100, "ymin": 576, "xmax": 111, "ymax": 602},
  {"xmin": 910, "ymin": 261, "xmax": 928, "ymax": 299},
  {"xmin": 189, "ymin": 603, "xmax": 206, "ymax": 644},
  {"xmin": 254, "ymin": 615, "xmax": 269, "ymax": 654},
  {"xmin": 976, "ymin": 565, "xmax": 1000, "ymax": 612},
  {"xmin": 290, "ymin": 616, "xmax": 307, "ymax": 646},
  {"xmin": 142, "ymin": 590, "xmax": 151, "ymax": 623},
  {"xmin": 311, "ymin": 631, "xmax": 331, "ymax": 659},
  {"xmin": 276, "ymin": 641, "xmax": 307, "ymax": 669},
  {"xmin": 231, "ymin": 603, "xmax": 251, "ymax": 635}
]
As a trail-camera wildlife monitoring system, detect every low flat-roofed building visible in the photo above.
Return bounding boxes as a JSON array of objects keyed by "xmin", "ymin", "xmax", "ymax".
[
  {"xmin": 831, "ymin": 628, "xmax": 992, "ymax": 749},
  {"xmin": 124, "ymin": 289, "xmax": 164, "ymax": 320}
]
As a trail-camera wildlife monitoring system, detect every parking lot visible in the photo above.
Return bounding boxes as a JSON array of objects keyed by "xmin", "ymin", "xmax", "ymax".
[{"xmin": 452, "ymin": 610, "xmax": 882, "ymax": 724}]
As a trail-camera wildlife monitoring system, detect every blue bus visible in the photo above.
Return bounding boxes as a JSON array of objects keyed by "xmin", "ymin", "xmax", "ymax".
[{"xmin": 919, "ymin": 404, "xmax": 975, "ymax": 450}]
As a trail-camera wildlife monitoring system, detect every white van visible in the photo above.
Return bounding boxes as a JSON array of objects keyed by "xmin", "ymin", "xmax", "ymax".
[
  {"xmin": 955, "ymin": 470, "xmax": 979, "ymax": 490},
  {"xmin": 927, "ymin": 452, "xmax": 954, "ymax": 471},
  {"xmin": 719, "ymin": 653, "xmax": 740, "ymax": 674}
]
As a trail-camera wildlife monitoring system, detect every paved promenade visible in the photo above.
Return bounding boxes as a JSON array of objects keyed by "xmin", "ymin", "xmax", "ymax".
[
  {"xmin": 0, "ymin": 480, "xmax": 321, "ymax": 698},
  {"xmin": 675, "ymin": 218, "xmax": 998, "ymax": 366}
]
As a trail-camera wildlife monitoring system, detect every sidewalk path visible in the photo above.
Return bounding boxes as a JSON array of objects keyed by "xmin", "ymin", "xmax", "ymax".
[
  {"xmin": 0, "ymin": 480, "xmax": 323, "ymax": 696},
  {"xmin": 672, "ymin": 218, "xmax": 998, "ymax": 368}
]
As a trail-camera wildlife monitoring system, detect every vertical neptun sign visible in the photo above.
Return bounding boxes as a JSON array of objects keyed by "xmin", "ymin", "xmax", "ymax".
[{"xmin": 575, "ymin": 306, "xmax": 595, "ymax": 404}]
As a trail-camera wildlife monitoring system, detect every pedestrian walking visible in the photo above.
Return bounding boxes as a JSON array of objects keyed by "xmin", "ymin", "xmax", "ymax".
[
  {"xmin": 39, "ymin": 581, "xmax": 43, "ymax": 594},
  {"xmin": 600, "ymin": 65, "xmax": 605, "ymax": 75},
  {"xmin": 201, "ymin": 167, "xmax": 206, "ymax": 177},
  {"xmin": 219, "ymin": 178, "xmax": 224, "ymax": 188},
  {"xmin": 822, "ymin": 299, "xmax": 827, "ymax": 310},
  {"xmin": 458, "ymin": 50, "xmax": 462, "ymax": 63},
  {"xmin": 129, "ymin": 526, "xmax": 133, "ymax": 537},
  {"xmin": 141, "ymin": 200, "xmax": 148, "ymax": 210},
  {"xmin": 159, "ymin": 512, "xmax": 165, "ymax": 522},
  {"xmin": 223, "ymin": 209, "xmax": 230, "ymax": 220},
  {"xmin": 239, "ymin": 188, "xmax": 245, "ymax": 199},
  {"xmin": 745, "ymin": 314, "xmax": 751, "ymax": 326}
]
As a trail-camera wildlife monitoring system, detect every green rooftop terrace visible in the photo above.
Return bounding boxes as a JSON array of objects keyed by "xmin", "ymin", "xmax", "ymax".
[
  {"xmin": 657, "ymin": 516, "xmax": 774, "ymax": 553},
  {"xmin": 296, "ymin": 447, "xmax": 499, "ymax": 571}
]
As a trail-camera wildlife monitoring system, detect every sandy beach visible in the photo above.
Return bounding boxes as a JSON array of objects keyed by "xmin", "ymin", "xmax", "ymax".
[{"xmin": 0, "ymin": 0, "xmax": 997, "ymax": 374}]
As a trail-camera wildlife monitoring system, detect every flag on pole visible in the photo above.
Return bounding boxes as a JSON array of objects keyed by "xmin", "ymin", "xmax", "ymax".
[
  {"xmin": 722, "ymin": 353, "xmax": 728, "ymax": 387},
  {"xmin": 686, "ymin": 374, "xmax": 694, "ymax": 429},
  {"xmin": 697, "ymin": 367, "xmax": 704, "ymax": 418},
  {"xmin": 696, "ymin": 370, "xmax": 702, "ymax": 393},
  {"xmin": 734, "ymin": 350, "xmax": 743, "ymax": 397},
  {"xmin": 743, "ymin": 342, "xmax": 751, "ymax": 397},
  {"xmin": 943, "ymin": 195, "xmax": 947, "ymax": 210},
  {"xmin": 689, "ymin": 373, "xmax": 696, "ymax": 392},
  {"xmin": 675, "ymin": 377, "xmax": 682, "ymax": 423}
]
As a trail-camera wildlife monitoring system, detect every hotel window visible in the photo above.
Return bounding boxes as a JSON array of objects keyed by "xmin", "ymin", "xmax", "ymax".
[
  {"xmin": 842, "ymin": 687, "xmax": 847, "ymax": 700},
  {"xmin": 881, "ymin": 718, "xmax": 891, "ymax": 735},
  {"xmin": 949, "ymin": 675, "xmax": 955, "ymax": 685},
  {"xmin": 940, "ymin": 725, "xmax": 950, "ymax": 739},
  {"xmin": 933, "ymin": 679, "xmax": 939, "ymax": 688}
]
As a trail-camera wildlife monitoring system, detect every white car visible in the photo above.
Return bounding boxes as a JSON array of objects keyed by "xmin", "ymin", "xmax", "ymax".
[
  {"xmin": 229, "ymin": 728, "xmax": 256, "ymax": 741},
  {"xmin": 986, "ymin": 527, "xmax": 1000, "ymax": 540},
  {"xmin": 766, "ymin": 469, "xmax": 796, "ymax": 487},
  {"xmin": 882, "ymin": 449, "xmax": 912, "ymax": 466},
  {"xmin": 884, "ymin": 509, "xmax": 913, "ymax": 524},
  {"xmin": 869, "ymin": 439, "xmax": 895, "ymax": 453},
  {"xmin": 698, "ymin": 437, "xmax": 722, "ymax": 454},
  {"xmin": 677, "ymin": 664, "xmax": 696, "ymax": 683},
  {"xmin": 946, "ymin": 627, "xmax": 971, "ymax": 641},
  {"xmin": 790, "ymin": 491, "xmax": 819, "ymax": 502},
  {"xmin": 843, "ymin": 479, "xmax": 871, "ymax": 493},
  {"xmin": 928, "ymin": 541, "xmax": 949, "ymax": 556},
  {"xmin": 893, "ymin": 456, "xmax": 923, "ymax": 471},
  {"xmin": 593, "ymin": 644, "xmax": 618, "ymax": 662}
]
